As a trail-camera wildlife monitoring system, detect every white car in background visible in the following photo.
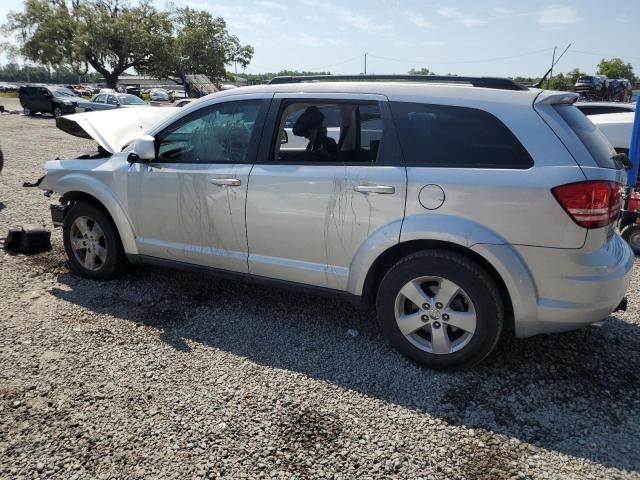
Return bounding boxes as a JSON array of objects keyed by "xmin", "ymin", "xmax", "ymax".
[
  {"xmin": 150, "ymin": 89, "xmax": 170, "ymax": 102},
  {"xmin": 588, "ymin": 111, "xmax": 635, "ymax": 155}
]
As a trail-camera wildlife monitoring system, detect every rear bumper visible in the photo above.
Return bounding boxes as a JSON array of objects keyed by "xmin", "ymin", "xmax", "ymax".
[{"xmin": 512, "ymin": 234, "xmax": 634, "ymax": 337}]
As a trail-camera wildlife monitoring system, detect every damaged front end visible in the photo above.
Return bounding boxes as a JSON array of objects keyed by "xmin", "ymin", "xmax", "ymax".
[{"xmin": 25, "ymin": 106, "xmax": 179, "ymax": 228}]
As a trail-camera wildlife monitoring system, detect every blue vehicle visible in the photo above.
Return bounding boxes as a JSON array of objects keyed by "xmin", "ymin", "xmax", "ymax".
[{"xmin": 83, "ymin": 93, "xmax": 147, "ymax": 112}]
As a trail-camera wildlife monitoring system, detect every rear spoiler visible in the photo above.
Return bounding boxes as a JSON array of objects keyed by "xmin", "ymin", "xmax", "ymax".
[{"xmin": 534, "ymin": 91, "xmax": 579, "ymax": 106}]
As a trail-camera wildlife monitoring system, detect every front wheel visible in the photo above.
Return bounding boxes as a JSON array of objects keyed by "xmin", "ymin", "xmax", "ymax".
[
  {"xmin": 53, "ymin": 105, "xmax": 63, "ymax": 118},
  {"xmin": 62, "ymin": 203, "xmax": 128, "ymax": 280},
  {"xmin": 622, "ymin": 224, "xmax": 640, "ymax": 254},
  {"xmin": 376, "ymin": 250, "xmax": 503, "ymax": 370}
]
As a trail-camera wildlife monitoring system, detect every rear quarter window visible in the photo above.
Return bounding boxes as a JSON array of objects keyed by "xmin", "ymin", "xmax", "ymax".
[
  {"xmin": 553, "ymin": 105, "xmax": 617, "ymax": 169},
  {"xmin": 390, "ymin": 102, "xmax": 533, "ymax": 169}
]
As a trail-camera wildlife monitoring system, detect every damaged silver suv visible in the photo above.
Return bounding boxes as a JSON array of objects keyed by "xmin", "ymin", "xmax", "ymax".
[{"xmin": 40, "ymin": 75, "xmax": 634, "ymax": 369}]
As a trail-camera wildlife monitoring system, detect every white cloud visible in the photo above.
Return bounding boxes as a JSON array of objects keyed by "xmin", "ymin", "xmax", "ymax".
[
  {"xmin": 337, "ymin": 11, "xmax": 391, "ymax": 32},
  {"xmin": 404, "ymin": 11, "xmax": 431, "ymax": 28},
  {"xmin": 493, "ymin": 7, "xmax": 510, "ymax": 15},
  {"xmin": 254, "ymin": 1, "xmax": 286, "ymax": 10},
  {"xmin": 437, "ymin": 7, "xmax": 486, "ymax": 27},
  {"xmin": 299, "ymin": 1, "xmax": 390, "ymax": 32},
  {"xmin": 281, "ymin": 33, "xmax": 346, "ymax": 47},
  {"xmin": 537, "ymin": 5, "xmax": 582, "ymax": 25}
]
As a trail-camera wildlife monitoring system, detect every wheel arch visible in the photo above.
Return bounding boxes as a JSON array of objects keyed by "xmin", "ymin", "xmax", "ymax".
[
  {"xmin": 54, "ymin": 178, "xmax": 138, "ymax": 255},
  {"xmin": 361, "ymin": 240, "xmax": 516, "ymax": 334}
]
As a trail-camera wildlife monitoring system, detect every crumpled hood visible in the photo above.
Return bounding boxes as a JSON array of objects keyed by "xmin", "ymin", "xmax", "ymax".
[{"xmin": 56, "ymin": 107, "xmax": 179, "ymax": 154}]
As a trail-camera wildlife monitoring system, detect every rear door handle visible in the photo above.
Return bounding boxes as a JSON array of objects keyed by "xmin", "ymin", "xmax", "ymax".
[
  {"xmin": 209, "ymin": 178, "xmax": 241, "ymax": 187},
  {"xmin": 354, "ymin": 185, "xmax": 395, "ymax": 194}
]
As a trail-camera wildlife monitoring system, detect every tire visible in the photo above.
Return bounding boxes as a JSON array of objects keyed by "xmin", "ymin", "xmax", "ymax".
[
  {"xmin": 622, "ymin": 224, "xmax": 640, "ymax": 255},
  {"xmin": 23, "ymin": 108, "xmax": 34, "ymax": 116},
  {"xmin": 53, "ymin": 105, "xmax": 63, "ymax": 118},
  {"xmin": 62, "ymin": 203, "xmax": 128, "ymax": 280},
  {"xmin": 376, "ymin": 250, "xmax": 503, "ymax": 370}
]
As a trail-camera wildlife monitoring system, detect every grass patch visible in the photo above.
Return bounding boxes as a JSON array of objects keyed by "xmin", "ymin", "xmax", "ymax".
[{"xmin": 0, "ymin": 92, "xmax": 18, "ymax": 98}]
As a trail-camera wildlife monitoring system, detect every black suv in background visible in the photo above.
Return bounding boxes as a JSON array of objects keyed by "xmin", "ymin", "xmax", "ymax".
[
  {"xmin": 574, "ymin": 75, "xmax": 607, "ymax": 100},
  {"xmin": 18, "ymin": 85, "xmax": 83, "ymax": 117}
]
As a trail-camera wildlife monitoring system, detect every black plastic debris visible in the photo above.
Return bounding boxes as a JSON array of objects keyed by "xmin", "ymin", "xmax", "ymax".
[{"xmin": 2, "ymin": 224, "xmax": 52, "ymax": 254}]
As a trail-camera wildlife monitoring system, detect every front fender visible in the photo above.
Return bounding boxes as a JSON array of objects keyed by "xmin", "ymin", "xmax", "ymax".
[{"xmin": 43, "ymin": 172, "xmax": 138, "ymax": 255}]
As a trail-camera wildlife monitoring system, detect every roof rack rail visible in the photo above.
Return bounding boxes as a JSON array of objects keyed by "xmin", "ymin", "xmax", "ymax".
[{"xmin": 268, "ymin": 74, "xmax": 528, "ymax": 91}]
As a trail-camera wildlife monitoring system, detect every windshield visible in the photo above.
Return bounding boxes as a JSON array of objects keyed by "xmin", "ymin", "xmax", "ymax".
[
  {"xmin": 49, "ymin": 87, "xmax": 76, "ymax": 97},
  {"xmin": 118, "ymin": 94, "xmax": 145, "ymax": 105}
]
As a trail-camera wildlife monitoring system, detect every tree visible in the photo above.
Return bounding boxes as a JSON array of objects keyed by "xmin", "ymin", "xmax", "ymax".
[
  {"xmin": 567, "ymin": 68, "xmax": 586, "ymax": 85},
  {"xmin": 544, "ymin": 73, "xmax": 573, "ymax": 91},
  {"xmin": 596, "ymin": 58, "xmax": 635, "ymax": 81},
  {"xmin": 4, "ymin": 2, "xmax": 254, "ymax": 87},
  {"xmin": 409, "ymin": 67, "xmax": 434, "ymax": 75},
  {"xmin": 144, "ymin": 7, "xmax": 253, "ymax": 83}
]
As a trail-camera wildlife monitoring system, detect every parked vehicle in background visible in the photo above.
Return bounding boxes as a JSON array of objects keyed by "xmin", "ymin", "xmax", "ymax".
[
  {"xmin": 0, "ymin": 83, "xmax": 19, "ymax": 92},
  {"xmin": 18, "ymin": 85, "xmax": 93, "ymax": 117},
  {"xmin": 575, "ymin": 75, "xmax": 607, "ymax": 100},
  {"xmin": 150, "ymin": 89, "xmax": 170, "ymax": 101},
  {"xmin": 172, "ymin": 98, "xmax": 195, "ymax": 107},
  {"xmin": 575, "ymin": 101, "xmax": 636, "ymax": 116},
  {"xmin": 39, "ymin": 77, "xmax": 633, "ymax": 369},
  {"xmin": 606, "ymin": 79, "xmax": 633, "ymax": 102},
  {"xmin": 121, "ymin": 86, "xmax": 142, "ymax": 98},
  {"xmin": 84, "ymin": 93, "xmax": 146, "ymax": 111},
  {"xmin": 588, "ymin": 111, "xmax": 634, "ymax": 155},
  {"xmin": 620, "ymin": 190, "xmax": 640, "ymax": 253},
  {"xmin": 99, "ymin": 88, "xmax": 116, "ymax": 94}
]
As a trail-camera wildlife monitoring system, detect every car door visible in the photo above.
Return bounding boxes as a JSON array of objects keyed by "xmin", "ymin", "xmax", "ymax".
[
  {"xmin": 127, "ymin": 94, "xmax": 270, "ymax": 272},
  {"xmin": 246, "ymin": 93, "xmax": 406, "ymax": 290},
  {"xmin": 38, "ymin": 88, "xmax": 52, "ymax": 113},
  {"xmin": 106, "ymin": 95, "xmax": 119, "ymax": 109}
]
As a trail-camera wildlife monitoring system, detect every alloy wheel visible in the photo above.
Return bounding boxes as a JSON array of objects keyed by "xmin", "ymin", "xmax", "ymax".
[
  {"xmin": 69, "ymin": 216, "xmax": 107, "ymax": 271},
  {"xmin": 394, "ymin": 276, "xmax": 477, "ymax": 354}
]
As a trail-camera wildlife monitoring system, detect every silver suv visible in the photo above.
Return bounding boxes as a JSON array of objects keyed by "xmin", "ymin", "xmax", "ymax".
[{"xmin": 40, "ymin": 76, "xmax": 634, "ymax": 369}]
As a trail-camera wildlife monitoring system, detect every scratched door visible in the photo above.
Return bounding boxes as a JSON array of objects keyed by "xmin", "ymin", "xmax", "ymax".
[
  {"xmin": 245, "ymin": 95, "xmax": 406, "ymax": 290},
  {"xmin": 129, "ymin": 98, "xmax": 267, "ymax": 273}
]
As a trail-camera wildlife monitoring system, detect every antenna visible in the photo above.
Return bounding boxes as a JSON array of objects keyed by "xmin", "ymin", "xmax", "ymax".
[{"xmin": 532, "ymin": 44, "xmax": 571, "ymax": 88}]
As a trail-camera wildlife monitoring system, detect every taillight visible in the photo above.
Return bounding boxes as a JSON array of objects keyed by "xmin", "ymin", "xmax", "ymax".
[{"xmin": 552, "ymin": 181, "xmax": 622, "ymax": 228}]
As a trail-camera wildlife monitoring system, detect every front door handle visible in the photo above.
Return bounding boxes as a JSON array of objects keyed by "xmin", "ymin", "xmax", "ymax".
[
  {"xmin": 209, "ymin": 178, "xmax": 241, "ymax": 187},
  {"xmin": 354, "ymin": 184, "xmax": 395, "ymax": 194}
]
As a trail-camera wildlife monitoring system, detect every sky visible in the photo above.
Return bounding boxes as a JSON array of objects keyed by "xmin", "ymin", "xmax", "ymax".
[{"xmin": 1, "ymin": 0, "xmax": 639, "ymax": 78}]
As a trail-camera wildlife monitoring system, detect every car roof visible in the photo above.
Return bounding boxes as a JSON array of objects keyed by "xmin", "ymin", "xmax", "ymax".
[{"xmin": 196, "ymin": 81, "xmax": 543, "ymax": 107}]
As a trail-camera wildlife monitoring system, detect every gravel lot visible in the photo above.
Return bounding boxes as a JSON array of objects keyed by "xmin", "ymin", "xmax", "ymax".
[{"xmin": 1, "ymin": 110, "xmax": 639, "ymax": 480}]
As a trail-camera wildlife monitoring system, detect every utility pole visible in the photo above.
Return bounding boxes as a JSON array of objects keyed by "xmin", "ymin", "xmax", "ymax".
[{"xmin": 364, "ymin": 52, "xmax": 368, "ymax": 75}]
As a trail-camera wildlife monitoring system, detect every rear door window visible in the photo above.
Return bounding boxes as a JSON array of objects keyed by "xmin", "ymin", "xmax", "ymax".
[
  {"xmin": 553, "ymin": 104, "xmax": 617, "ymax": 169},
  {"xmin": 390, "ymin": 102, "xmax": 533, "ymax": 168}
]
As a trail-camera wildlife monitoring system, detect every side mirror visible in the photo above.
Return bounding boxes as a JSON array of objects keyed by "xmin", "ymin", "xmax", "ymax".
[
  {"xmin": 281, "ymin": 130, "xmax": 288, "ymax": 144},
  {"xmin": 128, "ymin": 135, "xmax": 156, "ymax": 164}
]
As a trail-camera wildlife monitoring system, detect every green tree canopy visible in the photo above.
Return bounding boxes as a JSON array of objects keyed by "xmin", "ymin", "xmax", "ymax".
[
  {"xmin": 145, "ymin": 7, "xmax": 253, "ymax": 82},
  {"xmin": 3, "ymin": 0, "xmax": 254, "ymax": 88},
  {"xmin": 408, "ymin": 67, "xmax": 434, "ymax": 75},
  {"xmin": 596, "ymin": 58, "xmax": 635, "ymax": 81}
]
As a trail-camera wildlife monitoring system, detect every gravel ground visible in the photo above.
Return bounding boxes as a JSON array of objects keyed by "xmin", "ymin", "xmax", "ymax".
[{"xmin": 1, "ymin": 112, "xmax": 639, "ymax": 480}]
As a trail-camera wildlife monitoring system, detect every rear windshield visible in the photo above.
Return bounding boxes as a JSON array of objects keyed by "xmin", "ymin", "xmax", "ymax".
[{"xmin": 553, "ymin": 105, "xmax": 618, "ymax": 169}]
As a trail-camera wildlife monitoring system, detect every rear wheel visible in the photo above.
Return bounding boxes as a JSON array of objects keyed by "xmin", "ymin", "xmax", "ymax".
[
  {"xmin": 622, "ymin": 224, "xmax": 640, "ymax": 254},
  {"xmin": 62, "ymin": 203, "xmax": 128, "ymax": 280},
  {"xmin": 23, "ymin": 108, "xmax": 34, "ymax": 116},
  {"xmin": 376, "ymin": 250, "xmax": 503, "ymax": 369}
]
